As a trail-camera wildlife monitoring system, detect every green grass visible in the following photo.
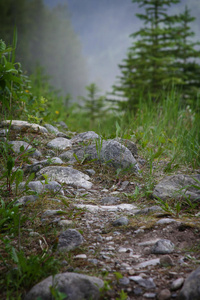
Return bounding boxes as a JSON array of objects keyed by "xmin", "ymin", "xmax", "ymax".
[{"xmin": 63, "ymin": 89, "xmax": 200, "ymax": 170}]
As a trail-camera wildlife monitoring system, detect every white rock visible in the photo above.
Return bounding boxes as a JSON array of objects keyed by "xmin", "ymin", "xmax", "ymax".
[
  {"xmin": 134, "ymin": 258, "xmax": 160, "ymax": 269},
  {"xmin": 118, "ymin": 247, "xmax": 127, "ymax": 253},
  {"xmin": 156, "ymin": 218, "xmax": 180, "ymax": 225},
  {"xmin": 75, "ymin": 203, "xmax": 138, "ymax": 213},
  {"xmin": 75, "ymin": 254, "xmax": 87, "ymax": 259}
]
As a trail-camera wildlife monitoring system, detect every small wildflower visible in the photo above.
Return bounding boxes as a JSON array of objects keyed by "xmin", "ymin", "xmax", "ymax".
[
  {"xmin": 25, "ymin": 90, "xmax": 29, "ymax": 93},
  {"xmin": 55, "ymin": 111, "xmax": 59, "ymax": 115}
]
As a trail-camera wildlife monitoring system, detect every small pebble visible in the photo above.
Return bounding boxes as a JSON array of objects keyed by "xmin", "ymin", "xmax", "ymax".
[
  {"xmin": 157, "ymin": 289, "xmax": 171, "ymax": 300},
  {"xmin": 171, "ymin": 277, "xmax": 184, "ymax": 291},
  {"xmin": 74, "ymin": 254, "xmax": 87, "ymax": 259},
  {"xmin": 143, "ymin": 293, "xmax": 156, "ymax": 298},
  {"xmin": 118, "ymin": 247, "xmax": 127, "ymax": 253},
  {"xmin": 160, "ymin": 255, "xmax": 174, "ymax": 267},
  {"xmin": 133, "ymin": 287, "xmax": 143, "ymax": 295},
  {"xmin": 113, "ymin": 216, "xmax": 129, "ymax": 226},
  {"xmin": 119, "ymin": 277, "xmax": 130, "ymax": 285}
]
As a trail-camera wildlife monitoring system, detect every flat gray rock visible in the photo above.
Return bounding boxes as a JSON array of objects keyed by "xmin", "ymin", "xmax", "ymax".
[
  {"xmin": 178, "ymin": 266, "xmax": 200, "ymax": 300},
  {"xmin": 153, "ymin": 174, "xmax": 200, "ymax": 201},
  {"xmin": 47, "ymin": 137, "xmax": 72, "ymax": 150},
  {"xmin": 75, "ymin": 203, "xmax": 138, "ymax": 213},
  {"xmin": 129, "ymin": 276, "xmax": 156, "ymax": 289},
  {"xmin": 135, "ymin": 206, "xmax": 162, "ymax": 215},
  {"xmin": 24, "ymin": 272, "xmax": 104, "ymax": 300},
  {"xmin": 8, "ymin": 141, "xmax": 41, "ymax": 157},
  {"xmin": 134, "ymin": 258, "xmax": 160, "ymax": 269},
  {"xmin": 58, "ymin": 229, "xmax": 84, "ymax": 251},
  {"xmin": 37, "ymin": 166, "xmax": 92, "ymax": 189},
  {"xmin": 0, "ymin": 120, "xmax": 48, "ymax": 133}
]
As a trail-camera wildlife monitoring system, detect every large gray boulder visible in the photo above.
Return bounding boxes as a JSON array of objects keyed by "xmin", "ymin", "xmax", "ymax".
[
  {"xmin": 24, "ymin": 272, "xmax": 104, "ymax": 300},
  {"xmin": 74, "ymin": 140, "xmax": 139, "ymax": 172},
  {"xmin": 37, "ymin": 166, "xmax": 92, "ymax": 189},
  {"xmin": 178, "ymin": 266, "xmax": 200, "ymax": 300},
  {"xmin": 153, "ymin": 174, "xmax": 200, "ymax": 201}
]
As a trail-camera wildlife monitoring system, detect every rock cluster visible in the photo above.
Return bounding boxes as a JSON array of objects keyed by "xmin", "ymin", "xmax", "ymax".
[{"xmin": 0, "ymin": 120, "xmax": 200, "ymax": 300}]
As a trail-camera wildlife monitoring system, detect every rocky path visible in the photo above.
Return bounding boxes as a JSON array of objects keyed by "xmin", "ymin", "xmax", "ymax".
[{"xmin": 0, "ymin": 120, "xmax": 200, "ymax": 300}]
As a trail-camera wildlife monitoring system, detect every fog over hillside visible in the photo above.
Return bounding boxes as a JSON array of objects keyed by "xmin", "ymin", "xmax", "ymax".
[{"xmin": 44, "ymin": 0, "xmax": 200, "ymax": 95}]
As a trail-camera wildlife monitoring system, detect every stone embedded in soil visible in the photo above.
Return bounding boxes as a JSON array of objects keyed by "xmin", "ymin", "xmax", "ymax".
[
  {"xmin": 138, "ymin": 239, "xmax": 161, "ymax": 246},
  {"xmin": 75, "ymin": 203, "xmax": 138, "ymax": 213},
  {"xmin": 143, "ymin": 292, "xmax": 157, "ymax": 298},
  {"xmin": 101, "ymin": 196, "xmax": 120, "ymax": 204},
  {"xmin": 171, "ymin": 277, "xmax": 184, "ymax": 291},
  {"xmin": 133, "ymin": 287, "xmax": 143, "ymax": 295},
  {"xmin": 156, "ymin": 218, "xmax": 180, "ymax": 225},
  {"xmin": 151, "ymin": 239, "xmax": 175, "ymax": 254},
  {"xmin": 24, "ymin": 272, "xmax": 104, "ymax": 300},
  {"xmin": 157, "ymin": 289, "xmax": 171, "ymax": 300},
  {"xmin": 47, "ymin": 137, "xmax": 72, "ymax": 150},
  {"xmin": 8, "ymin": 141, "xmax": 42, "ymax": 157},
  {"xmin": 119, "ymin": 277, "xmax": 130, "ymax": 285},
  {"xmin": 129, "ymin": 276, "xmax": 156, "ymax": 289},
  {"xmin": 134, "ymin": 258, "xmax": 160, "ymax": 269},
  {"xmin": 135, "ymin": 205, "xmax": 162, "ymax": 215},
  {"xmin": 42, "ymin": 209, "xmax": 64, "ymax": 217},
  {"xmin": 37, "ymin": 166, "xmax": 92, "ymax": 189},
  {"xmin": 19, "ymin": 180, "xmax": 64, "ymax": 195},
  {"xmin": 75, "ymin": 254, "xmax": 87, "ymax": 259},
  {"xmin": 160, "ymin": 255, "xmax": 174, "ymax": 267},
  {"xmin": 153, "ymin": 174, "xmax": 200, "ymax": 201},
  {"xmin": 57, "ymin": 229, "xmax": 84, "ymax": 252},
  {"xmin": 16, "ymin": 195, "xmax": 38, "ymax": 204},
  {"xmin": 112, "ymin": 216, "xmax": 129, "ymax": 226}
]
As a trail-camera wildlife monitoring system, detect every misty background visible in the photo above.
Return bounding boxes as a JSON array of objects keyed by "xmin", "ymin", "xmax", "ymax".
[
  {"xmin": 45, "ymin": 0, "xmax": 200, "ymax": 95},
  {"xmin": 1, "ymin": 0, "xmax": 200, "ymax": 101}
]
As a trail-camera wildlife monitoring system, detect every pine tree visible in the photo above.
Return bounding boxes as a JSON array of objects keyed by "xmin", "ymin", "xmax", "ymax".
[
  {"xmin": 113, "ymin": 0, "xmax": 182, "ymax": 109},
  {"xmin": 173, "ymin": 6, "xmax": 200, "ymax": 103},
  {"xmin": 80, "ymin": 83, "xmax": 106, "ymax": 125}
]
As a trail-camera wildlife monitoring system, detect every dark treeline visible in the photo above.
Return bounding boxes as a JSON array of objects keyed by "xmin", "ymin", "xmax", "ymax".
[{"xmin": 0, "ymin": 0, "xmax": 88, "ymax": 100}]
